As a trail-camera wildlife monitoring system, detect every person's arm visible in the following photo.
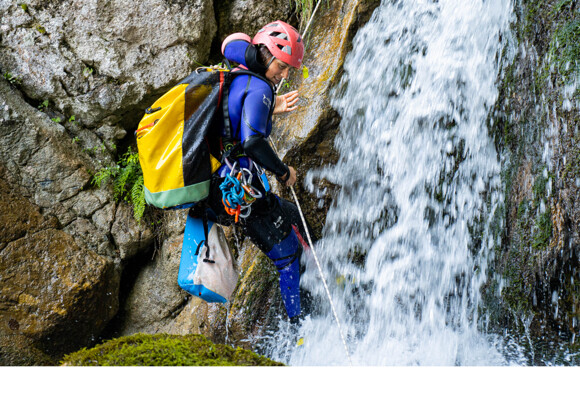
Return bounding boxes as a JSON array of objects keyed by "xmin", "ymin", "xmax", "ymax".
[{"xmin": 240, "ymin": 79, "xmax": 293, "ymax": 183}]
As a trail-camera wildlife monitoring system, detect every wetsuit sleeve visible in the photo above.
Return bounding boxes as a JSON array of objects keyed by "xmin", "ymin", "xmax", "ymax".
[{"xmin": 240, "ymin": 80, "xmax": 289, "ymax": 177}]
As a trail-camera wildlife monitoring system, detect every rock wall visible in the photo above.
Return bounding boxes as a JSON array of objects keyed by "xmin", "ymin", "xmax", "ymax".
[
  {"xmin": 0, "ymin": 0, "xmax": 216, "ymax": 128},
  {"xmin": 486, "ymin": 0, "xmax": 579, "ymax": 363},
  {"xmin": 0, "ymin": 77, "xmax": 122, "ymax": 364},
  {"xmin": 2, "ymin": 0, "xmax": 356, "ymax": 364},
  {"xmin": 0, "ymin": 0, "xmax": 213, "ymax": 364}
]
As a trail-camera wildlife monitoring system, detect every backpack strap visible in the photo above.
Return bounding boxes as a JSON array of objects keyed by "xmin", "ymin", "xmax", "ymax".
[
  {"xmin": 192, "ymin": 203, "xmax": 215, "ymax": 264},
  {"xmin": 219, "ymin": 67, "xmax": 276, "ymax": 163}
]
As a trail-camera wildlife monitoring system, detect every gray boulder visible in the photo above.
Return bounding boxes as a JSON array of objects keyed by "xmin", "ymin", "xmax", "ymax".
[{"xmin": 0, "ymin": 0, "xmax": 216, "ymax": 127}]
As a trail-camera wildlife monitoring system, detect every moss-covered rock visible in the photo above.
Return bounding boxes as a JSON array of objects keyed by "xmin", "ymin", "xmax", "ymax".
[
  {"xmin": 485, "ymin": 0, "xmax": 579, "ymax": 364},
  {"xmin": 61, "ymin": 333, "xmax": 283, "ymax": 366}
]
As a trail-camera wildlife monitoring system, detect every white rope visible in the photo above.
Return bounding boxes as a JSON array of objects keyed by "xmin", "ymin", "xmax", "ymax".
[
  {"xmin": 270, "ymin": 136, "xmax": 353, "ymax": 365},
  {"xmin": 301, "ymin": 0, "xmax": 324, "ymax": 40},
  {"xmin": 272, "ymin": 0, "xmax": 354, "ymax": 366},
  {"xmin": 288, "ymin": 185, "xmax": 353, "ymax": 366},
  {"xmin": 276, "ymin": 0, "xmax": 323, "ymax": 94}
]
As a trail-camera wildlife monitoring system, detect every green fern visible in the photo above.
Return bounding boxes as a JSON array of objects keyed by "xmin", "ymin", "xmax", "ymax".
[
  {"xmin": 130, "ymin": 175, "xmax": 146, "ymax": 221},
  {"xmin": 92, "ymin": 147, "xmax": 146, "ymax": 221}
]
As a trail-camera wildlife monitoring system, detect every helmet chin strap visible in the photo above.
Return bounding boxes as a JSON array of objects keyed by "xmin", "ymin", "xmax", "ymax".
[{"xmin": 266, "ymin": 55, "xmax": 276, "ymax": 68}]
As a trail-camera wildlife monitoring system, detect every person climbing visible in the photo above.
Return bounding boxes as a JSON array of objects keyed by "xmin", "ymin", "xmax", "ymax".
[{"xmin": 191, "ymin": 21, "xmax": 314, "ymax": 323}]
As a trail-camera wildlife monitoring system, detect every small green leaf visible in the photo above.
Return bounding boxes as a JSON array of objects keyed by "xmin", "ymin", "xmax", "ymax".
[{"xmin": 302, "ymin": 65, "xmax": 309, "ymax": 79}]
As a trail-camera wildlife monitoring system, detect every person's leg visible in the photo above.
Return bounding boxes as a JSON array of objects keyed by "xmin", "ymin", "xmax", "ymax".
[
  {"xmin": 200, "ymin": 176, "xmax": 315, "ymax": 320},
  {"xmin": 243, "ymin": 193, "xmax": 307, "ymax": 319}
]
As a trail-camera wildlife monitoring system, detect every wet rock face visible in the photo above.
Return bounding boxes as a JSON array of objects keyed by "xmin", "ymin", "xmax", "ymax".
[
  {"xmin": 0, "ymin": 0, "xmax": 216, "ymax": 127},
  {"xmin": 214, "ymin": 0, "xmax": 294, "ymax": 43},
  {"xmin": 116, "ymin": 210, "xmax": 188, "ymax": 335},
  {"xmin": 272, "ymin": 0, "xmax": 380, "ymax": 238},
  {"xmin": 0, "ymin": 164, "xmax": 119, "ymax": 361},
  {"xmin": 0, "ymin": 227, "xmax": 118, "ymax": 356},
  {"xmin": 486, "ymin": 0, "xmax": 579, "ymax": 360}
]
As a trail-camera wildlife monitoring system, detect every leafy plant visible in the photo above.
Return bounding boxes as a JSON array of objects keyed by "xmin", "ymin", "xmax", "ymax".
[
  {"xmin": 92, "ymin": 147, "xmax": 145, "ymax": 221},
  {"xmin": 38, "ymin": 100, "xmax": 49, "ymax": 110},
  {"xmin": 3, "ymin": 72, "xmax": 22, "ymax": 86},
  {"xmin": 532, "ymin": 210, "xmax": 553, "ymax": 249}
]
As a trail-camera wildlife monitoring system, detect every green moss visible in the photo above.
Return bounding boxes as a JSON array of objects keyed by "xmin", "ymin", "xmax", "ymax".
[
  {"xmin": 517, "ymin": 199, "xmax": 529, "ymax": 221},
  {"xmin": 528, "ymin": 0, "xmax": 580, "ymax": 88},
  {"xmin": 562, "ymin": 149, "xmax": 580, "ymax": 179},
  {"xmin": 532, "ymin": 172, "xmax": 548, "ymax": 200},
  {"xmin": 532, "ymin": 209, "xmax": 553, "ymax": 249},
  {"xmin": 239, "ymin": 254, "xmax": 278, "ymax": 316},
  {"xmin": 548, "ymin": 16, "xmax": 579, "ymax": 83},
  {"xmin": 61, "ymin": 333, "xmax": 283, "ymax": 366},
  {"xmin": 483, "ymin": 0, "xmax": 579, "ymax": 362},
  {"xmin": 502, "ymin": 281, "xmax": 532, "ymax": 313}
]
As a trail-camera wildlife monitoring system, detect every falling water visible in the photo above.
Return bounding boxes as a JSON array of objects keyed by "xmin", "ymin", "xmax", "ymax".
[{"xmin": 265, "ymin": 0, "xmax": 523, "ymax": 365}]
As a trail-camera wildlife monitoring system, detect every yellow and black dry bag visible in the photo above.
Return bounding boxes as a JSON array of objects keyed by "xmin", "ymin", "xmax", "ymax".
[{"xmin": 135, "ymin": 67, "xmax": 226, "ymax": 209}]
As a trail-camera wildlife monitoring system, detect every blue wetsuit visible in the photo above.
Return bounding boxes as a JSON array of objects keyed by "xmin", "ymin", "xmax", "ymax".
[
  {"xmin": 197, "ymin": 38, "xmax": 312, "ymax": 320},
  {"xmin": 217, "ymin": 38, "xmax": 288, "ymax": 180}
]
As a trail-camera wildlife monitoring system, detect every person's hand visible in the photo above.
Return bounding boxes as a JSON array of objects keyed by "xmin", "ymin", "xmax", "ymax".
[
  {"xmin": 273, "ymin": 91, "xmax": 299, "ymax": 114},
  {"xmin": 284, "ymin": 166, "xmax": 297, "ymax": 187}
]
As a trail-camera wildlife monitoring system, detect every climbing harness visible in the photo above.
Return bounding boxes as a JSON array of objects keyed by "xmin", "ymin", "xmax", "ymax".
[{"xmin": 219, "ymin": 159, "xmax": 263, "ymax": 223}]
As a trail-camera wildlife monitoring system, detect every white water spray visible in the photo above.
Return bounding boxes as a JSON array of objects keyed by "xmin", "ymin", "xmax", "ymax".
[{"xmin": 266, "ymin": 0, "xmax": 520, "ymax": 365}]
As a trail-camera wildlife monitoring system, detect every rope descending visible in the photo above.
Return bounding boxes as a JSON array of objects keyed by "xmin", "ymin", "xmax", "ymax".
[{"xmin": 270, "ymin": 1, "xmax": 354, "ymax": 365}]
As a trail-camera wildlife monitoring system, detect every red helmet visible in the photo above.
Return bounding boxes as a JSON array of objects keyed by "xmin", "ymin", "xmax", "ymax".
[{"xmin": 252, "ymin": 21, "xmax": 304, "ymax": 68}]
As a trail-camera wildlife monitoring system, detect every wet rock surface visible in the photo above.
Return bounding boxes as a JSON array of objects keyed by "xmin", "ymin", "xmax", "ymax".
[{"xmin": 486, "ymin": 0, "xmax": 579, "ymax": 363}]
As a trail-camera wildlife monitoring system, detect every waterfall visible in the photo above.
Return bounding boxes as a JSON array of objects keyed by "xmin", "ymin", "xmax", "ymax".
[{"xmin": 265, "ymin": 0, "xmax": 522, "ymax": 365}]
